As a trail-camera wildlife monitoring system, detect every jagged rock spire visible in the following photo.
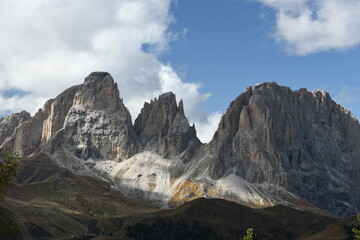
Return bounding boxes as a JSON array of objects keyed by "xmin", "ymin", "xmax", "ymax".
[{"xmin": 134, "ymin": 92, "xmax": 201, "ymax": 160}]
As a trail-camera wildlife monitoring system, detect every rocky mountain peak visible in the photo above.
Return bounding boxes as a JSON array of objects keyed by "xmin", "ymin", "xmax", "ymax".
[
  {"xmin": 84, "ymin": 72, "xmax": 111, "ymax": 84},
  {"xmin": 7, "ymin": 72, "xmax": 136, "ymax": 161},
  {"xmin": 134, "ymin": 92, "xmax": 179, "ymax": 139},
  {"xmin": 134, "ymin": 92, "xmax": 200, "ymax": 160},
  {"xmin": 48, "ymin": 72, "xmax": 136, "ymax": 161},
  {"xmin": 74, "ymin": 71, "xmax": 124, "ymax": 110},
  {"xmin": 208, "ymin": 81, "xmax": 360, "ymax": 216},
  {"xmin": 178, "ymin": 99, "xmax": 185, "ymax": 116}
]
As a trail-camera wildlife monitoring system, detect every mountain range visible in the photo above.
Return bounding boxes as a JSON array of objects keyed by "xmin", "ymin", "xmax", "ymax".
[{"xmin": 1, "ymin": 72, "xmax": 360, "ymax": 239}]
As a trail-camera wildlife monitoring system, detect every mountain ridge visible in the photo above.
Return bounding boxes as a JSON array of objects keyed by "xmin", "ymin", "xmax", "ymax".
[{"xmin": 1, "ymin": 72, "xmax": 359, "ymax": 217}]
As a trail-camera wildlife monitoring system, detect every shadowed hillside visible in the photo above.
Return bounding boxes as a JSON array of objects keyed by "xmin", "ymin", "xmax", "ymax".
[{"xmin": 1, "ymin": 154, "xmax": 357, "ymax": 239}]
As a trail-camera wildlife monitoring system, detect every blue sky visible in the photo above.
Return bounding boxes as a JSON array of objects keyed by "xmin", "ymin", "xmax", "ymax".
[
  {"xmin": 162, "ymin": 0, "xmax": 360, "ymax": 118},
  {"xmin": 0, "ymin": 0, "xmax": 359, "ymax": 142}
]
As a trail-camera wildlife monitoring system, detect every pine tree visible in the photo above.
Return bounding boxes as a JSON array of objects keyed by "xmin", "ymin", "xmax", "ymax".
[
  {"xmin": 243, "ymin": 228, "xmax": 258, "ymax": 240},
  {"xmin": 0, "ymin": 150, "xmax": 18, "ymax": 197},
  {"xmin": 0, "ymin": 149, "xmax": 19, "ymax": 239}
]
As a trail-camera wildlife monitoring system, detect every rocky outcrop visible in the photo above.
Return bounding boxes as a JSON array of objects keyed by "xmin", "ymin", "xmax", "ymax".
[
  {"xmin": 8, "ymin": 72, "xmax": 137, "ymax": 161},
  {"xmin": 134, "ymin": 92, "xmax": 201, "ymax": 161},
  {"xmin": 208, "ymin": 82, "xmax": 360, "ymax": 216},
  {"xmin": 12, "ymin": 109, "xmax": 49, "ymax": 157},
  {"xmin": 46, "ymin": 72, "xmax": 137, "ymax": 161},
  {"xmin": 5, "ymin": 72, "xmax": 200, "ymax": 163},
  {"xmin": 41, "ymin": 85, "xmax": 80, "ymax": 143},
  {"xmin": 10, "ymin": 86, "xmax": 81, "ymax": 157},
  {"xmin": 0, "ymin": 110, "xmax": 31, "ymax": 147}
]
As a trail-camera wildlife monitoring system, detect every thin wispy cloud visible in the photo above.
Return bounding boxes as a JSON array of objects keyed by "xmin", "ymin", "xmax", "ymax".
[
  {"xmin": 0, "ymin": 0, "xmax": 220, "ymax": 143},
  {"xmin": 334, "ymin": 85, "xmax": 359, "ymax": 105},
  {"xmin": 257, "ymin": 0, "xmax": 360, "ymax": 55}
]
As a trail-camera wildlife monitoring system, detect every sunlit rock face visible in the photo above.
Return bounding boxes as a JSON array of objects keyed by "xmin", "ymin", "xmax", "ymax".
[
  {"xmin": 52, "ymin": 72, "xmax": 137, "ymax": 161},
  {"xmin": 208, "ymin": 82, "xmax": 360, "ymax": 216},
  {"xmin": 0, "ymin": 110, "xmax": 31, "ymax": 147},
  {"xmin": 6, "ymin": 72, "xmax": 137, "ymax": 161},
  {"xmin": 2, "ymin": 74, "xmax": 359, "ymax": 217}
]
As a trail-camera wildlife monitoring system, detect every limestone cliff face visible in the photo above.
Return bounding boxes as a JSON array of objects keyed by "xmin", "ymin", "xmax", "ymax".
[
  {"xmin": 47, "ymin": 72, "xmax": 137, "ymax": 161},
  {"xmin": 41, "ymin": 85, "xmax": 80, "ymax": 143},
  {"xmin": 134, "ymin": 92, "xmax": 201, "ymax": 161},
  {"xmin": 208, "ymin": 82, "xmax": 360, "ymax": 216},
  {"xmin": 5, "ymin": 73, "xmax": 200, "ymax": 162},
  {"xmin": 9, "ymin": 72, "xmax": 137, "ymax": 160},
  {"xmin": 0, "ymin": 111, "xmax": 31, "ymax": 147}
]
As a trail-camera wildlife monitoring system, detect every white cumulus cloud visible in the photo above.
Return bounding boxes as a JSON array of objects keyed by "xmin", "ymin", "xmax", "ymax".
[
  {"xmin": 257, "ymin": 0, "xmax": 360, "ymax": 55},
  {"xmin": 194, "ymin": 112, "xmax": 223, "ymax": 144},
  {"xmin": 0, "ymin": 0, "xmax": 220, "ymax": 143}
]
